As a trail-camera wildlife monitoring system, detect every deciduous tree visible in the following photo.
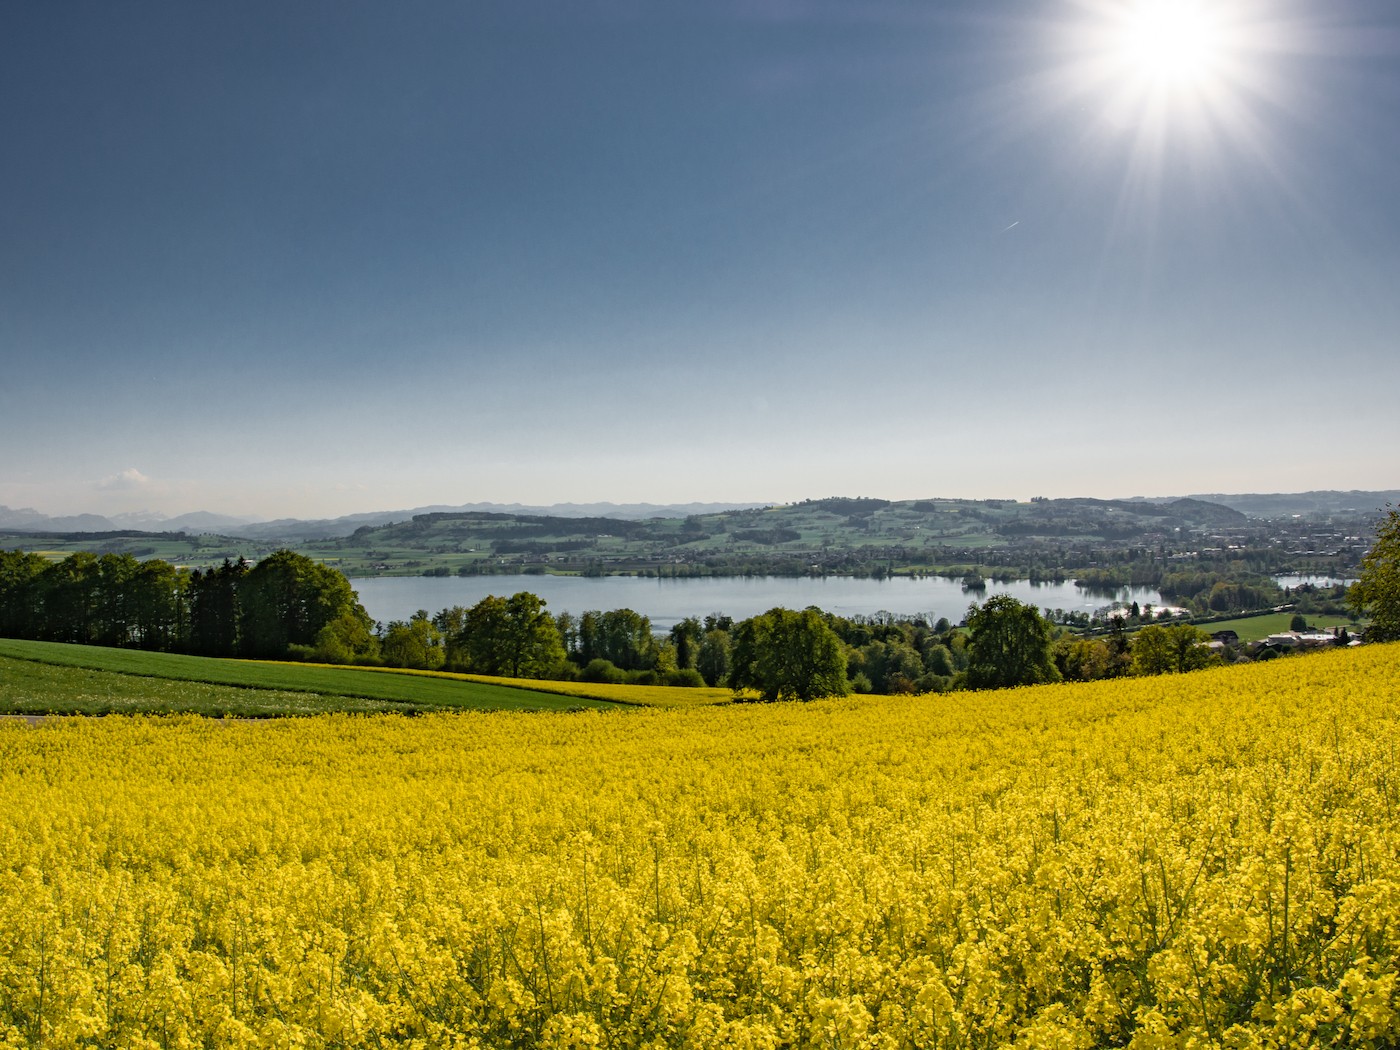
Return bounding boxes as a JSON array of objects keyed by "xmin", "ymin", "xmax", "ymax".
[
  {"xmin": 1350, "ymin": 506, "xmax": 1400, "ymax": 643},
  {"xmin": 239, "ymin": 550, "xmax": 365, "ymax": 658},
  {"xmin": 1131, "ymin": 623, "xmax": 1216, "ymax": 675},
  {"xmin": 696, "ymin": 628, "xmax": 732, "ymax": 687},
  {"xmin": 730, "ymin": 607, "xmax": 849, "ymax": 701},
  {"xmin": 965, "ymin": 596, "xmax": 1060, "ymax": 689},
  {"xmin": 380, "ymin": 611, "xmax": 445, "ymax": 670},
  {"xmin": 455, "ymin": 592, "xmax": 566, "ymax": 678}
]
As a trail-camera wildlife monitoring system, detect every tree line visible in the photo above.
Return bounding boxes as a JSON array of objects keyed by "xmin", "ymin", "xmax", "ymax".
[
  {"xmin": 362, "ymin": 593, "xmax": 1279, "ymax": 699},
  {"xmin": 0, "ymin": 549, "xmax": 369, "ymax": 660}
]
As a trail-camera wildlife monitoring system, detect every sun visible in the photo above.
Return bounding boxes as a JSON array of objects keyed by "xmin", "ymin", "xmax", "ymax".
[
  {"xmin": 1053, "ymin": 0, "xmax": 1269, "ymax": 136},
  {"xmin": 1111, "ymin": 1, "xmax": 1227, "ymax": 91}
]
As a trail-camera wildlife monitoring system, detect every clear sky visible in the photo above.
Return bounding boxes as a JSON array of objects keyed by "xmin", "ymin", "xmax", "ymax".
[{"xmin": 3, "ymin": 1, "xmax": 1397, "ymax": 520}]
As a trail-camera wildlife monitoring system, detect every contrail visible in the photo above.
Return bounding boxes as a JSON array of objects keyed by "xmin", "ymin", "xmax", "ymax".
[{"xmin": 1000, "ymin": 221, "xmax": 1020, "ymax": 232}]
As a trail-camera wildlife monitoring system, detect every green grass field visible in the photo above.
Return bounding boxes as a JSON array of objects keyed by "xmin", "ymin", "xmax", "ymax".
[
  {"xmin": 1196, "ymin": 611, "xmax": 1360, "ymax": 642},
  {"xmin": 0, "ymin": 639, "xmax": 620, "ymax": 714},
  {"xmin": 0, "ymin": 656, "xmax": 407, "ymax": 717}
]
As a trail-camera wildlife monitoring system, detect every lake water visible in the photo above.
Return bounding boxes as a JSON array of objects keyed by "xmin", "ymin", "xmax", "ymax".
[
  {"xmin": 1274, "ymin": 574, "xmax": 1355, "ymax": 589},
  {"xmin": 349, "ymin": 575, "xmax": 1165, "ymax": 631}
]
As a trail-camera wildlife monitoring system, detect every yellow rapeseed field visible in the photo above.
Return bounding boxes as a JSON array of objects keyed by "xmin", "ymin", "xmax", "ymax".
[{"xmin": 3, "ymin": 645, "xmax": 1400, "ymax": 1048}]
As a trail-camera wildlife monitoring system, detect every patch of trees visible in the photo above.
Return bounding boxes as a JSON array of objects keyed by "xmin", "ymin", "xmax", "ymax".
[
  {"xmin": 798, "ymin": 498, "xmax": 891, "ymax": 515},
  {"xmin": 0, "ymin": 548, "xmax": 372, "ymax": 661},
  {"xmin": 732, "ymin": 528, "xmax": 801, "ymax": 545},
  {"xmin": 1157, "ymin": 572, "xmax": 1281, "ymax": 612}
]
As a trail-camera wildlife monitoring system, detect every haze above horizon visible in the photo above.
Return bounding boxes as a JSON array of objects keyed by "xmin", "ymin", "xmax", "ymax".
[{"xmin": 3, "ymin": 1, "xmax": 1397, "ymax": 520}]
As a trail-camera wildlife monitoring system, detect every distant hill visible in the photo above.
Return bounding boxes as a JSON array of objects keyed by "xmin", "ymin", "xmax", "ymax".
[
  {"xmin": 221, "ymin": 502, "xmax": 773, "ymax": 540},
  {"xmin": 1183, "ymin": 491, "xmax": 1400, "ymax": 519},
  {"xmin": 1, "ymin": 501, "xmax": 772, "ymax": 539},
  {"xmin": 1, "ymin": 493, "xmax": 1370, "ymax": 580},
  {"xmin": 1124, "ymin": 491, "xmax": 1397, "ymax": 519},
  {"xmin": 5, "ymin": 490, "xmax": 1394, "ymax": 541}
]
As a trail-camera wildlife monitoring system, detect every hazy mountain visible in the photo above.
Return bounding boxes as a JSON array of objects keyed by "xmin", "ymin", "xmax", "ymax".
[
  {"xmin": 165, "ymin": 511, "xmax": 265, "ymax": 532},
  {"xmin": 0, "ymin": 506, "xmax": 53, "ymax": 529},
  {"xmin": 1127, "ymin": 491, "xmax": 1398, "ymax": 519},
  {"xmin": 0, "ymin": 507, "xmax": 118, "ymax": 531},
  {"xmin": 0, "ymin": 501, "xmax": 768, "ymax": 539}
]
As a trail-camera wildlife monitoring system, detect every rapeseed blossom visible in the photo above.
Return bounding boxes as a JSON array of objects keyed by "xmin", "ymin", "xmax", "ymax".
[{"xmin": 2, "ymin": 645, "xmax": 1399, "ymax": 1047}]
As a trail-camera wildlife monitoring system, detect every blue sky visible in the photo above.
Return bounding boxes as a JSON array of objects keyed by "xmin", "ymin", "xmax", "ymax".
[{"xmin": 3, "ymin": 0, "xmax": 1397, "ymax": 519}]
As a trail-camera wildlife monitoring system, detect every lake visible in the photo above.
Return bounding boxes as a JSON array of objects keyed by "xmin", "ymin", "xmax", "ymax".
[
  {"xmin": 349, "ymin": 574, "xmax": 1165, "ymax": 631},
  {"xmin": 1274, "ymin": 574, "xmax": 1355, "ymax": 589}
]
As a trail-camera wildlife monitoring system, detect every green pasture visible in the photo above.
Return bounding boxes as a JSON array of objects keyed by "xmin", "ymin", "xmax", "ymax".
[
  {"xmin": 1195, "ymin": 611, "xmax": 1360, "ymax": 643},
  {"xmin": 0, "ymin": 639, "xmax": 618, "ymax": 713},
  {"xmin": 0, "ymin": 656, "xmax": 402, "ymax": 717}
]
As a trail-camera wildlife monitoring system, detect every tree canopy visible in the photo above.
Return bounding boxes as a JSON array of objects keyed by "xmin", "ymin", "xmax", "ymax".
[
  {"xmin": 1131, "ymin": 624, "xmax": 1217, "ymax": 676},
  {"xmin": 729, "ymin": 607, "xmax": 849, "ymax": 701},
  {"xmin": 453, "ymin": 592, "xmax": 566, "ymax": 678},
  {"xmin": 965, "ymin": 595, "xmax": 1060, "ymax": 690},
  {"xmin": 1350, "ymin": 506, "xmax": 1400, "ymax": 643},
  {"xmin": 239, "ymin": 550, "xmax": 367, "ymax": 658}
]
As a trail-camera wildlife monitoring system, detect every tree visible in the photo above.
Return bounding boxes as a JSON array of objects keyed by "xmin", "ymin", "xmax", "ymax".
[
  {"xmin": 729, "ymin": 607, "xmax": 848, "ymax": 701},
  {"xmin": 239, "ymin": 550, "xmax": 366, "ymax": 658},
  {"xmin": 577, "ymin": 608, "xmax": 656, "ymax": 671},
  {"xmin": 669, "ymin": 617, "xmax": 703, "ymax": 670},
  {"xmin": 454, "ymin": 592, "xmax": 566, "ymax": 678},
  {"xmin": 36, "ymin": 553, "xmax": 102, "ymax": 644},
  {"xmin": 696, "ymin": 628, "xmax": 732, "ymax": 687},
  {"xmin": 380, "ymin": 611, "xmax": 445, "ymax": 670},
  {"xmin": 964, "ymin": 596, "xmax": 1060, "ymax": 690},
  {"xmin": 312, "ymin": 606, "xmax": 379, "ymax": 664},
  {"xmin": 130, "ymin": 558, "xmax": 185, "ymax": 651},
  {"xmin": 1350, "ymin": 506, "xmax": 1400, "ymax": 643},
  {"xmin": 93, "ymin": 553, "xmax": 140, "ymax": 647},
  {"xmin": 859, "ymin": 638, "xmax": 924, "ymax": 694},
  {"xmin": 1131, "ymin": 624, "xmax": 1216, "ymax": 675},
  {"xmin": 0, "ymin": 550, "xmax": 49, "ymax": 640},
  {"xmin": 187, "ymin": 558, "xmax": 248, "ymax": 656},
  {"xmin": 1054, "ymin": 636, "xmax": 1119, "ymax": 682}
]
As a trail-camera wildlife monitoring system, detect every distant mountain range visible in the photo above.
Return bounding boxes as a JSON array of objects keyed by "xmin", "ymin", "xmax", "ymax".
[
  {"xmin": 2, "ymin": 490, "xmax": 1395, "ymax": 540},
  {"xmin": 0, "ymin": 506, "xmax": 264, "ymax": 534},
  {"xmin": 0, "ymin": 501, "xmax": 773, "ymax": 539}
]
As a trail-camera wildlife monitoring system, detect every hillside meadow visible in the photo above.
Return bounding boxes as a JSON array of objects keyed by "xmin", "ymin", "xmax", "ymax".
[{"xmin": 2, "ymin": 645, "xmax": 1399, "ymax": 1047}]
